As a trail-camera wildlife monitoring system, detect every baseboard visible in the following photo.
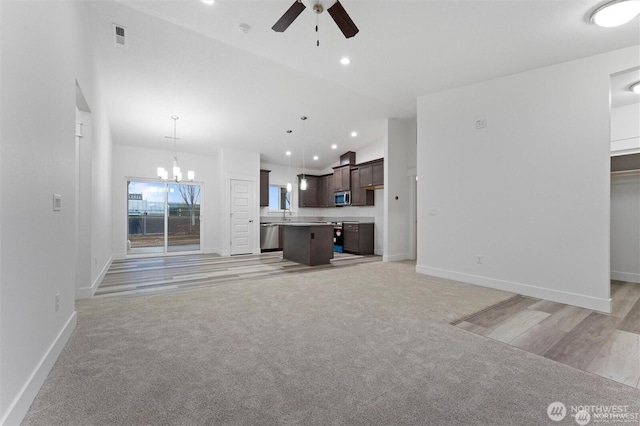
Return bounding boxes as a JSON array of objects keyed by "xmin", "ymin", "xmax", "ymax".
[
  {"xmin": 383, "ymin": 253, "xmax": 409, "ymax": 262},
  {"xmin": 415, "ymin": 265, "xmax": 612, "ymax": 313},
  {"xmin": 76, "ymin": 255, "xmax": 113, "ymax": 299},
  {"xmin": 610, "ymin": 270, "xmax": 640, "ymax": 284},
  {"xmin": 1, "ymin": 311, "xmax": 77, "ymax": 426},
  {"xmin": 203, "ymin": 248, "xmax": 223, "ymax": 255}
]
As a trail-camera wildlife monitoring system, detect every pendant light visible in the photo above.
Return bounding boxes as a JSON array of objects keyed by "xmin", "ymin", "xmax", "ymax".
[
  {"xmin": 157, "ymin": 116, "xmax": 194, "ymax": 182},
  {"xmin": 300, "ymin": 116, "xmax": 307, "ymax": 191},
  {"xmin": 286, "ymin": 130, "xmax": 293, "ymax": 193}
]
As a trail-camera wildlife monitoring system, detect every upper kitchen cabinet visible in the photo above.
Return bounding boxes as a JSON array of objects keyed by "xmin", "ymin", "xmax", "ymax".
[
  {"xmin": 351, "ymin": 168, "xmax": 374, "ymax": 206},
  {"xmin": 320, "ymin": 174, "xmax": 334, "ymax": 208},
  {"xmin": 260, "ymin": 169, "xmax": 270, "ymax": 207},
  {"xmin": 298, "ymin": 175, "xmax": 320, "ymax": 208},
  {"xmin": 359, "ymin": 159, "xmax": 384, "ymax": 189},
  {"xmin": 333, "ymin": 165, "xmax": 351, "ymax": 192}
]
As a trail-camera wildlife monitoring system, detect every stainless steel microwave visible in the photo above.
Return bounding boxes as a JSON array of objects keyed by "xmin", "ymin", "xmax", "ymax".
[{"xmin": 335, "ymin": 191, "xmax": 351, "ymax": 206}]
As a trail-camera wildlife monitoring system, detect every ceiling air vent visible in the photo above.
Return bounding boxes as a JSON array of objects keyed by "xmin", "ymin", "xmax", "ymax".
[{"xmin": 113, "ymin": 24, "xmax": 126, "ymax": 46}]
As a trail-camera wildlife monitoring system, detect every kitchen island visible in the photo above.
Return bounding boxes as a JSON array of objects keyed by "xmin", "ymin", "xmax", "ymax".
[{"xmin": 281, "ymin": 223, "xmax": 334, "ymax": 266}]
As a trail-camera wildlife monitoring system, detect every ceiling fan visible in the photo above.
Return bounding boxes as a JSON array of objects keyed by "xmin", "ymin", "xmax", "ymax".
[{"xmin": 272, "ymin": 0, "xmax": 359, "ymax": 40}]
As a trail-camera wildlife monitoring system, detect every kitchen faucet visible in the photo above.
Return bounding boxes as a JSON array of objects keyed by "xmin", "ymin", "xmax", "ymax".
[
  {"xmin": 282, "ymin": 192, "xmax": 292, "ymax": 222},
  {"xmin": 282, "ymin": 207, "xmax": 291, "ymax": 222}
]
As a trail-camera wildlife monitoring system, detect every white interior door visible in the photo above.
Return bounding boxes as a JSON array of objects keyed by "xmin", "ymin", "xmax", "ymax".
[{"xmin": 230, "ymin": 179, "xmax": 254, "ymax": 255}]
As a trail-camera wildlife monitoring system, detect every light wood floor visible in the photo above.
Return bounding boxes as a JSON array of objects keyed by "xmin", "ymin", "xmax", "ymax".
[
  {"xmin": 454, "ymin": 280, "xmax": 640, "ymax": 389},
  {"xmin": 96, "ymin": 251, "xmax": 381, "ymax": 298}
]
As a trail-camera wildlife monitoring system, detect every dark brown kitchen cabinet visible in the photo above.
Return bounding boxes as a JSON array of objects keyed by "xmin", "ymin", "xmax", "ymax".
[
  {"xmin": 260, "ymin": 169, "xmax": 270, "ymax": 207},
  {"xmin": 350, "ymin": 169, "xmax": 374, "ymax": 206},
  {"xmin": 333, "ymin": 165, "xmax": 351, "ymax": 192},
  {"xmin": 359, "ymin": 159, "xmax": 384, "ymax": 188},
  {"xmin": 319, "ymin": 174, "xmax": 334, "ymax": 207},
  {"xmin": 297, "ymin": 175, "xmax": 320, "ymax": 208},
  {"xmin": 343, "ymin": 222, "xmax": 374, "ymax": 255}
]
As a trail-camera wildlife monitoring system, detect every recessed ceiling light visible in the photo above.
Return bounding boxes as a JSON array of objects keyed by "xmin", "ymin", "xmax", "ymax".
[
  {"xmin": 331, "ymin": 144, "xmax": 337, "ymax": 149},
  {"xmin": 340, "ymin": 57, "xmax": 350, "ymax": 65},
  {"xmin": 590, "ymin": 0, "xmax": 640, "ymax": 27},
  {"xmin": 286, "ymin": 150, "xmax": 292, "ymax": 156},
  {"xmin": 350, "ymin": 131, "xmax": 357, "ymax": 137},
  {"xmin": 630, "ymin": 81, "xmax": 640, "ymax": 94},
  {"xmin": 313, "ymin": 155, "xmax": 319, "ymax": 160},
  {"xmin": 202, "ymin": 0, "xmax": 215, "ymax": 5}
]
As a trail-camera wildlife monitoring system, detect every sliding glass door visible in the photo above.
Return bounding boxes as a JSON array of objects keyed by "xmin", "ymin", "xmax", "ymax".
[
  {"xmin": 127, "ymin": 180, "xmax": 201, "ymax": 255},
  {"xmin": 167, "ymin": 183, "xmax": 201, "ymax": 252}
]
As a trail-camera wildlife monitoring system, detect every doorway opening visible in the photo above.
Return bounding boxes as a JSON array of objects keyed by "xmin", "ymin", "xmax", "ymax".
[
  {"xmin": 609, "ymin": 67, "xmax": 640, "ymax": 286},
  {"xmin": 127, "ymin": 180, "xmax": 201, "ymax": 255}
]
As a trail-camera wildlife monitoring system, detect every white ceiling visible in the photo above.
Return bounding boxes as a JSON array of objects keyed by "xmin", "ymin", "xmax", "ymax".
[{"xmin": 87, "ymin": 0, "xmax": 640, "ymax": 169}]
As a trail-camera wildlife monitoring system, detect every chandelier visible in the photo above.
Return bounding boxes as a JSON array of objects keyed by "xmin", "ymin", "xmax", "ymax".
[{"xmin": 157, "ymin": 116, "xmax": 194, "ymax": 182}]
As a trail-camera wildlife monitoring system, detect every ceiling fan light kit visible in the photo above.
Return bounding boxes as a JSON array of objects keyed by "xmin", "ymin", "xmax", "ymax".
[
  {"xmin": 590, "ymin": 0, "xmax": 640, "ymax": 27},
  {"xmin": 272, "ymin": 0, "xmax": 359, "ymax": 42}
]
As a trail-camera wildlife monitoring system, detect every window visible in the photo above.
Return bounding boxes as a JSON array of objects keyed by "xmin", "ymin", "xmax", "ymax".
[{"xmin": 268, "ymin": 185, "xmax": 291, "ymax": 211}]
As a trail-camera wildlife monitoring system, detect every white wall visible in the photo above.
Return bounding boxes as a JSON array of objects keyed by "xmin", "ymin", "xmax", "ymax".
[
  {"xmin": 416, "ymin": 46, "xmax": 640, "ymax": 312},
  {"xmin": 355, "ymin": 137, "xmax": 385, "ymax": 165},
  {"xmin": 0, "ymin": 2, "xmax": 79, "ymax": 423},
  {"xmin": 610, "ymin": 176, "xmax": 640, "ymax": 283},
  {"xmin": 611, "ymin": 103, "xmax": 640, "ymax": 155},
  {"xmin": 73, "ymin": 0, "xmax": 115, "ymax": 299},
  {"xmin": 384, "ymin": 118, "xmax": 417, "ymax": 262},
  {"xmin": 111, "ymin": 144, "xmax": 219, "ymax": 257}
]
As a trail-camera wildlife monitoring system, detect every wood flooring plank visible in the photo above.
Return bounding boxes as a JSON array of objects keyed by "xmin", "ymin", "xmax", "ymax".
[
  {"xmin": 586, "ymin": 329, "xmax": 640, "ymax": 388},
  {"xmin": 464, "ymin": 296, "xmax": 539, "ymax": 328},
  {"xmin": 528, "ymin": 300, "xmax": 566, "ymax": 314},
  {"xmin": 611, "ymin": 282, "xmax": 640, "ymax": 319},
  {"xmin": 537, "ymin": 305, "xmax": 592, "ymax": 333},
  {"xmin": 618, "ymin": 298, "xmax": 640, "ymax": 334},
  {"xmin": 509, "ymin": 324, "xmax": 567, "ymax": 356},
  {"xmin": 485, "ymin": 310, "xmax": 550, "ymax": 343},
  {"xmin": 456, "ymin": 321, "xmax": 487, "ymax": 334},
  {"xmin": 544, "ymin": 312, "xmax": 622, "ymax": 371}
]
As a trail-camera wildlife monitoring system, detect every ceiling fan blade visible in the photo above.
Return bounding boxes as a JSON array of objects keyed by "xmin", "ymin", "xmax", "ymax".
[
  {"xmin": 272, "ymin": 1, "xmax": 307, "ymax": 33},
  {"xmin": 327, "ymin": 0, "xmax": 359, "ymax": 38}
]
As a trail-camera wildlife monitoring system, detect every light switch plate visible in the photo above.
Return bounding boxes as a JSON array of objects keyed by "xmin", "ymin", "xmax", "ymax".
[{"xmin": 53, "ymin": 194, "xmax": 62, "ymax": 211}]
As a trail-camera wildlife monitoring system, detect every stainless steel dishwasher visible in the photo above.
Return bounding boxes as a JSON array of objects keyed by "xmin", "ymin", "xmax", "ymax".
[{"xmin": 260, "ymin": 223, "xmax": 280, "ymax": 251}]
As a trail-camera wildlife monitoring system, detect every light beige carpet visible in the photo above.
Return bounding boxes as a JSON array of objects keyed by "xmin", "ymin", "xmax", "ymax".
[{"xmin": 22, "ymin": 260, "xmax": 640, "ymax": 425}]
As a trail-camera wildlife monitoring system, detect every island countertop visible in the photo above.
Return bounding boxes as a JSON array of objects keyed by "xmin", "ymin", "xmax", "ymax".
[{"xmin": 279, "ymin": 222, "xmax": 333, "ymax": 227}]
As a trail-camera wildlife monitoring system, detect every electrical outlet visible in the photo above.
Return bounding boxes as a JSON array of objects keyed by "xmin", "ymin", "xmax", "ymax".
[
  {"xmin": 55, "ymin": 293, "xmax": 60, "ymax": 312},
  {"xmin": 476, "ymin": 255, "xmax": 484, "ymax": 264}
]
